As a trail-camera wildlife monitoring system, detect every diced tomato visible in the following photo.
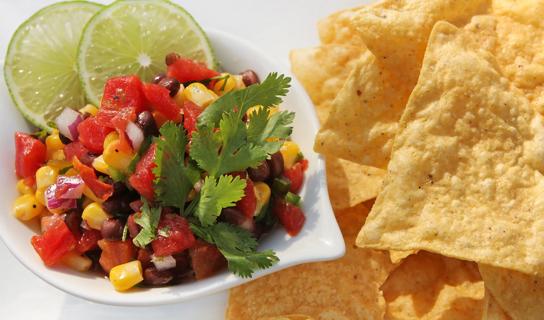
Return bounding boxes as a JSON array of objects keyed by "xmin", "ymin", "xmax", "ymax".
[
  {"xmin": 100, "ymin": 76, "xmax": 145, "ymax": 114},
  {"xmin": 72, "ymin": 157, "xmax": 113, "ymax": 200},
  {"xmin": 31, "ymin": 219, "xmax": 77, "ymax": 266},
  {"xmin": 189, "ymin": 241, "xmax": 226, "ymax": 280},
  {"xmin": 127, "ymin": 213, "xmax": 141, "ymax": 238},
  {"xmin": 137, "ymin": 248, "xmax": 153, "ymax": 269},
  {"xmin": 15, "ymin": 132, "xmax": 46, "ymax": 179},
  {"xmin": 182, "ymin": 100, "xmax": 202, "ymax": 136},
  {"xmin": 128, "ymin": 143, "xmax": 157, "ymax": 201},
  {"xmin": 167, "ymin": 58, "xmax": 219, "ymax": 83},
  {"xmin": 76, "ymin": 229, "xmax": 102, "ymax": 253},
  {"xmin": 142, "ymin": 83, "xmax": 182, "ymax": 122},
  {"xmin": 283, "ymin": 161, "xmax": 305, "ymax": 193},
  {"xmin": 77, "ymin": 117, "xmax": 114, "ymax": 154},
  {"xmin": 97, "ymin": 239, "xmax": 136, "ymax": 273},
  {"xmin": 63, "ymin": 141, "xmax": 95, "ymax": 165},
  {"xmin": 300, "ymin": 158, "xmax": 309, "ymax": 171},
  {"xmin": 236, "ymin": 178, "xmax": 257, "ymax": 218},
  {"xmin": 151, "ymin": 214, "xmax": 195, "ymax": 257},
  {"xmin": 273, "ymin": 198, "xmax": 305, "ymax": 236}
]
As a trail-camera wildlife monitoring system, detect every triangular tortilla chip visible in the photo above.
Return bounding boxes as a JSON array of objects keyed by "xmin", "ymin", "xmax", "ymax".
[
  {"xmin": 358, "ymin": 22, "xmax": 544, "ymax": 274},
  {"xmin": 226, "ymin": 203, "xmax": 396, "ymax": 320},
  {"xmin": 382, "ymin": 252, "xmax": 485, "ymax": 320}
]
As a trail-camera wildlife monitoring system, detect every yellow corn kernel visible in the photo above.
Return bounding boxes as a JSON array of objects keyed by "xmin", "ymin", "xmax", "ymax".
[
  {"xmin": 280, "ymin": 141, "xmax": 301, "ymax": 169},
  {"xmin": 45, "ymin": 130, "xmax": 64, "ymax": 160},
  {"xmin": 61, "ymin": 251, "xmax": 92, "ymax": 272},
  {"xmin": 16, "ymin": 179, "xmax": 35, "ymax": 195},
  {"xmin": 13, "ymin": 194, "xmax": 44, "ymax": 221},
  {"xmin": 36, "ymin": 166, "xmax": 58, "ymax": 189},
  {"xmin": 82, "ymin": 202, "xmax": 110, "ymax": 230},
  {"xmin": 254, "ymin": 182, "xmax": 271, "ymax": 216},
  {"xmin": 109, "ymin": 260, "xmax": 143, "ymax": 292},
  {"xmin": 213, "ymin": 73, "xmax": 237, "ymax": 95},
  {"xmin": 83, "ymin": 187, "xmax": 103, "ymax": 204},
  {"xmin": 103, "ymin": 131, "xmax": 119, "ymax": 150},
  {"xmin": 50, "ymin": 149, "xmax": 66, "ymax": 161},
  {"xmin": 79, "ymin": 104, "xmax": 99, "ymax": 116},
  {"xmin": 46, "ymin": 159, "xmax": 71, "ymax": 172},
  {"xmin": 173, "ymin": 84, "xmax": 186, "ymax": 106},
  {"xmin": 35, "ymin": 188, "xmax": 46, "ymax": 206},
  {"xmin": 103, "ymin": 140, "xmax": 135, "ymax": 172},
  {"xmin": 183, "ymin": 83, "xmax": 218, "ymax": 108},
  {"xmin": 233, "ymin": 75, "xmax": 246, "ymax": 90},
  {"xmin": 92, "ymin": 155, "xmax": 110, "ymax": 175}
]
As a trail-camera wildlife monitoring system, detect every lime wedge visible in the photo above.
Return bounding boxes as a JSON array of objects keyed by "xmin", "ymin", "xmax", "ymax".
[
  {"xmin": 4, "ymin": 1, "xmax": 102, "ymax": 130},
  {"xmin": 78, "ymin": 0, "xmax": 217, "ymax": 106}
]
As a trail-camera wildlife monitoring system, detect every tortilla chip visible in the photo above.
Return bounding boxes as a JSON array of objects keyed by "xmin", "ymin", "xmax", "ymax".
[
  {"xmin": 260, "ymin": 316, "xmax": 314, "ymax": 320},
  {"xmin": 482, "ymin": 290, "xmax": 512, "ymax": 320},
  {"xmin": 382, "ymin": 252, "xmax": 485, "ymax": 320},
  {"xmin": 317, "ymin": 5, "xmax": 368, "ymax": 46},
  {"xmin": 357, "ymin": 22, "xmax": 544, "ymax": 274},
  {"xmin": 314, "ymin": 0, "xmax": 490, "ymax": 168},
  {"xmin": 491, "ymin": 0, "xmax": 544, "ymax": 27},
  {"xmin": 388, "ymin": 250, "xmax": 415, "ymax": 264},
  {"xmin": 479, "ymin": 265, "xmax": 544, "ymax": 320},
  {"xmin": 226, "ymin": 203, "xmax": 396, "ymax": 320}
]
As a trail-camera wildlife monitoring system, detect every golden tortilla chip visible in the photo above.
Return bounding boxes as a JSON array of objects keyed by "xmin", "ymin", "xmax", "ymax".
[
  {"xmin": 382, "ymin": 252, "xmax": 485, "ymax": 320},
  {"xmin": 482, "ymin": 290, "xmax": 512, "ymax": 320},
  {"xmin": 388, "ymin": 250, "xmax": 415, "ymax": 264},
  {"xmin": 260, "ymin": 316, "xmax": 314, "ymax": 320},
  {"xmin": 226, "ymin": 203, "xmax": 396, "ymax": 320},
  {"xmin": 479, "ymin": 265, "xmax": 543, "ymax": 320},
  {"xmin": 491, "ymin": 0, "xmax": 544, "ymax": 27},
  {"xmin": 357, "ymin": 22, "xmax": 544, "ymax": 274},
  {"xmin": 314, "ymin": 0, "xmax": 490, "ymax": 168},
  {"xmin": 317, "ymin": 5, "xmax": 368, "ymax": 46}
]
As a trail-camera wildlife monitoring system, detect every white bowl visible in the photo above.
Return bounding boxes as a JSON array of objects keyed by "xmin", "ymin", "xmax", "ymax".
[{"xmin": 0, "ymin": 29, "xmax": 345, "ymax": 306}]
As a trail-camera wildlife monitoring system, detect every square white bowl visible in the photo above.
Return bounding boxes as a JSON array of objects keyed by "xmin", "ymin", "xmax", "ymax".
[{"xmin": 0, "ymin": 29, "xmax": 345, "ymax": 306}]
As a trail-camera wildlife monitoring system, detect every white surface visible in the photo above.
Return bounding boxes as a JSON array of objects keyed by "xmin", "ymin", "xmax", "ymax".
[{"xmin": 0, "ymin": 0, "xmax": 368, "ymax": 319}]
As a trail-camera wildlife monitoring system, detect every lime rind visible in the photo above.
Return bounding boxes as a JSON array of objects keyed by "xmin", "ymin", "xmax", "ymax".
[
  {"xmin": 4, "ymin": 1, "xmax": 102, "ymax": 131},
  {"xmin": 77, "ymin": 0, "xmax": 217, "ymax": 106}
]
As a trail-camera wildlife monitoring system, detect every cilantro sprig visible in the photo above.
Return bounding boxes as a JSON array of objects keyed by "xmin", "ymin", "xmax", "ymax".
[
  {"xmin": 133, "ymin": 200, "xmax": 161, "ymax": 248},
  {"xmin": 196, "ymin": 175, "xmax": 246, "ymax": 226}
]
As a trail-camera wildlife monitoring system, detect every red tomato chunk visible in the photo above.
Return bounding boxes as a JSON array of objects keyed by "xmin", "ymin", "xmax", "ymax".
[
  {"xmin": 128, "ymin": 143, "xmax": 157, "ymax": 201},
  {"xmin": 189, "ymin": 241, "xmax": 227, "ymax": 280},
  {"xmin": 77, "ymin": 117, "xmax": 114, "ymax": 154},
  {"xmin": 151, "ymin": 214, "xmax": 195, "ymax": 257},
  {"xmin": 15, "ymin": 132, "xmax": 46, "ymax": 179},
  {"xmin": 77, "ymin": 229, "xmax": 102, "ymax": 254},
  {"xmin": 31, "ymin": 219, "xmax": 77, "ymax": 266},
  {"xmin": 283, "ymin": 161, "xmax": 305, "ymax": 193},
  {"xmin": 97, "ymin": 239, "xmax": 136, "ymax": 273},
  {"xmin": 167, "ymin": 57, "xmax": 219, "ymax": 83},
  {"xmin": 143, "ymin": 83, "xmax": 181, "ymax": 122},
  {"xmin": 273, "ymin": 198, "xmax": 306, "ymax": 236}
]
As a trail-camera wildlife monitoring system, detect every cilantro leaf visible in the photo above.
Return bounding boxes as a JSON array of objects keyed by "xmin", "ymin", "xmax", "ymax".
[
  {"xmin": 133, "ymin": 200, "xmax": 161, "ymax": 248},
  {"xmin": 190, "ymin": 222, "xmax": 279, "ymax": 277},
  {"xmin": 153, "ymin": 122, "xmax": 200, "ymax": 209},
  {"xmin": 247, "ymin": 108, "xmax": 295, "ymax": 154},
  {"xmin": 199, "ymin": 73, "xmax": 291, "ymax": 127},
  {"xmin": 190, "ymin": 113, "xmax": 268, "ymax": 177},
  {"xmin": 196, "ymin": 175, "xmax": 246, "ymax": 226}
]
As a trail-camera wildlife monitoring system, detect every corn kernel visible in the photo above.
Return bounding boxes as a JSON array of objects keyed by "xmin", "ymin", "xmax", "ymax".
[
  {"xmin": 13, "ymin": 194, "xmax": 44, "ymax": 221},
  {"xmin": 103, "ymin": 140, "xmax": 135, "ymax": 172},
  {"xmin": 16, "ymin": 179, "xmax": 35, "ymax": 195},
  {"xmin": 254, "ymin": 182, "xmax": 271, "ymax": 216},
  {"xmin": 280, "ymin": 141, "xmax": 301, "ymax": 169},
  {"xmin": 92, "ymin": 155, "xmax": 110, "ymax": 175},
  {"xmin": 61, "ymin": 251, "xmax": 92, "ymax": 272},
  {"xmin": 173, "ymin": 84, "xmax": 186, "ymax": 107},
  {"xmin": 35, "ymin": 188, "xmax": 46, "ymax": 206},
  {"xmin": 79, "ymin": 104, "xmax": 99, "ymax": 116},
  {"xmin": 83, "ymin": 187, "xmax": 103, "ymax": 204},
  {"xmin": 103, "ymin": 131, "xmax": 119, "ymax": 150},
  {"xmin": 36, "ymin": 166, "xmax": 58, "ymax": 189},
  {"xmin": 50, "ymin": 149, "xmax": 66, "ymax": 161},
  {"xmin": 46, "ymin": 159, "xmax": 71, "ymax": 172},
  {"xmin": 233, "ymin": 75, "xmax": 246, "ymax": 90},
  {"xmin": 46, "ymin": 130, "xmax": 64, "ymax": 160},
  {"xmin": 109, "ymin": 260, "xmax": 143, "ymax": 292},
  {"xmin": 213, "ymin": 73, "xmax": 237, "ymax": 95},
  {"xmin": 183, "ymin": 83, "xmax": 218, "ymax": 108},
  {"xmin": 82, "ymin": 202, "xmax": 110, "ymax": 230}
]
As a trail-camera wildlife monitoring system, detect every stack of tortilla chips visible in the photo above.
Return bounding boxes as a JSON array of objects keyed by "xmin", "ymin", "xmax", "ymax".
[{"xmin": 227, "ymin": 0, "xmax": 544, "ymax": 319}]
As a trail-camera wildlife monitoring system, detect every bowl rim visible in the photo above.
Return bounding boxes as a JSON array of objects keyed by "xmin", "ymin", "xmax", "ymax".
[{"xmin": 0, "ymin": 28, "xmax": 345, "ymax": 306}]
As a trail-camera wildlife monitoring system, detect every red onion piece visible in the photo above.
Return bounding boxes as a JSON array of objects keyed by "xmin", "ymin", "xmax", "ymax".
[
  {"xmin": 55, "ymin": 175, "xmax": 85, "ymax": 199},
  {"xmin": 151, "ymin": 254, "xmax": 176, "ymax": 271},
  {"xmin": 126, "ymin": 121, "xmax": 144, "ymax": 151},
  {"xmin": 45, "ymin": 184, "xmax": 77, "ymax": 211},
  {"xmin": 55, "ymin": 108, "xmax": 83, "ymax": 141}
]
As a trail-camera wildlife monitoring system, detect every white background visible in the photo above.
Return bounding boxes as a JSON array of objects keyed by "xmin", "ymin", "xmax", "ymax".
[{"xmin": 0, "ymin": 0, "xmax": 367, "ymax": 319}]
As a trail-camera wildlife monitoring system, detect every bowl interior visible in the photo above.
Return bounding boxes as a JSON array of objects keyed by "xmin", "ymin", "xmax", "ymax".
[{"xmin": 0, "ymin": 29, "xmax": 344, "ymax": 306}]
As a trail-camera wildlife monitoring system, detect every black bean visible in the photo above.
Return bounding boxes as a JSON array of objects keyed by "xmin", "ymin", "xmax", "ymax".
[
  {"xmin": 240, "ymin": 70, "xmax": 260, "ymax": 86},
  {"xmin": 101, "ymin": 219, "xmax": 123, "ymax": 240},
  {"xmin": 152, "ymin": 73, "xmax": 166, "ymax": 84},
  {"xmin": 158, "ymin": 77, "xmax": 180, "ymax": 97},
  {"xmin": 267, "ymin": 152, "xmax": 284, "ymax": 178},
  {"xmin": 248, "ymin": 161, "xmax": 270, "ymax": 182},
  {"xmin": 165, "ymin": 52, "xmax": 180, "ymax": 66},
  {"xmin": 102, "ymin": 197, "xmax": 130, "ymax": 216},
  {"xmin": 64, "ymin": 209, "xmax": 82, "ymax": 236},
  {"xmin": 59, "ymin": 134, "xmax": 71, "ymax": 145},
  {"xmin": 220, "ymin": 207, "xmax": 255, "ymax": 232},
  {"xmin": 137, "ymin": 111, "xmax": 159, "ymax": 137},
  {"xmin": 143, "ymin": 267, "xmax": 173, "ymax": 286},
  {"xmin": 127, "ymin": 214, "xmax": 140, "ymax": 239}
]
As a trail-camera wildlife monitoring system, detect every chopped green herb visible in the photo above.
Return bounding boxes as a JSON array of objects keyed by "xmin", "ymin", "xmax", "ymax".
[
  {"xmin": 132, "ymin": 200, "xmax": 161, "ymax": 248},
  {"xmin": 196, "ymin": 175, "xmax": 246, "ymax": 226}
]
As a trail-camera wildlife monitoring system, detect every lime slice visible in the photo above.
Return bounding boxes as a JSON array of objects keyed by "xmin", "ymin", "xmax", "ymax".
[
  {"xmin": 78, "ymin": 0, "xmax": 217, "ymax": 106},
  {"xmin": 4, "ymin": 1, "xmax": 102, "ymax": 130}
]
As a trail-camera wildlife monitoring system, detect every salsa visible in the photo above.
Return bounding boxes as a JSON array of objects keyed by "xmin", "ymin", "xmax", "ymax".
[{"xmin": 12, "ymin": 54, "xmax": 307, "ymax": 292}]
